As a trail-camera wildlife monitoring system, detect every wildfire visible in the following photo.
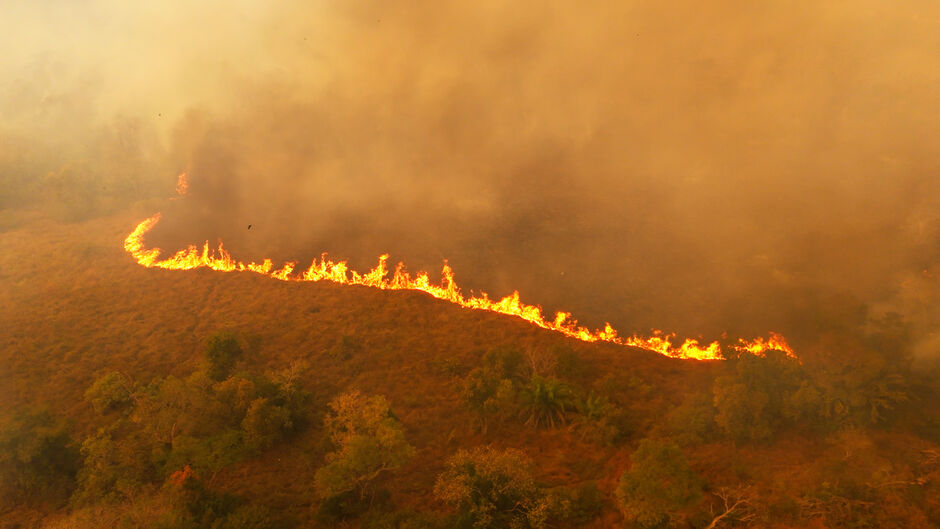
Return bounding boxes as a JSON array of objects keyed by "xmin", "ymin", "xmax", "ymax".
[
  {"xmin": 123, "ymin": 191, "xmax": 797, "ymax": 361},
  {"xmin": 175, "ymin": 172, "xmax": 189, "ymax": 197}
]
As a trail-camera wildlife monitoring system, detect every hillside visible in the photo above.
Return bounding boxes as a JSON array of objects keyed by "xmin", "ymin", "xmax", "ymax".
[{"xmin": 1, "ymin": 206, "xmax": 938, "ymax": 528}]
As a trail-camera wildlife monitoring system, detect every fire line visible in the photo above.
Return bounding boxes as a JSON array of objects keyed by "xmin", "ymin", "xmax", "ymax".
[{"xmin": 123, "ymin": 173, "xmax": 795, "ymax": 361}]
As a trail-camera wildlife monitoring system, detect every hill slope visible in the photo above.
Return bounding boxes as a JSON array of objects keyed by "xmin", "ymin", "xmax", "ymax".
[{"xmin": 1, "ymin": 207, "xmax": 937, "ymax": 528}]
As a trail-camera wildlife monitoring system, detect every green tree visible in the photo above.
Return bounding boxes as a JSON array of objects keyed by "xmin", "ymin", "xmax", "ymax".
[
  {"xmin": 72, "ymin": 423, "xmax": 155, "ymax": 504},
  {"xmin": 520, "ymin": 375, "xmax": 573, "ymax": 428},
  {"xmin": 84, "ymin": 372, "xmax": 133, "ymax": 414},
  {"xmin": 0, "ymin": 410, "xmax": 79, "ymax": 505},
  {"xmin": 573, "ymin": 393, "xmax": 625, "ymax": 445},
  {"xmin": 615, "ymin": 439, "xmax": 703, "ymax": 528},
  {"xmin": 482, "ymin": 346, "xmax": 525, "ymax": 382},
  {"xmin": 666, "ymin": 393, "xmax": 715, "ymax": 445},
  {"xmin": 433, "ymin": 446, "xmax": 551, "ymax": 529},
  {"xmin": 713, "ymin": 350, "xmax": 807, "ymax": 442},
  {"xmin": 314, "ymin": 392, "xmax": 415, "ymax": 502},
  {"xmin": 205, "ymin": 331, "xmax": 244, "ymax": 381},
  {"xmin": 462, "ymin": 369, "xmax": 516, "ymax": 433},
  {"xmin": 241, "ymin": 397, "xmax": 292, "ymax": 450}
]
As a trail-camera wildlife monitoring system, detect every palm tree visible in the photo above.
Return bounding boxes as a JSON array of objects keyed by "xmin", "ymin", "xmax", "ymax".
[{"xmin": 520, "ymin": 375, "xmax": 573, "ymax": 428}]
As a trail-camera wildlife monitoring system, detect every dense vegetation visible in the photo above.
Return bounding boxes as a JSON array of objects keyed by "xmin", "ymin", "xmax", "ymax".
[{"xmin": 1, "ymin": 209, "xmax": 939, "ymax": 529}]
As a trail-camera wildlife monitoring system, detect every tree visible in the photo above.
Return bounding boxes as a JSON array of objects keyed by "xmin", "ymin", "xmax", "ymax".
[
  {"xmin": 713, "ymin": 379, "xmax": 772, "ymax": 442},
  {"xmin": 615, "ymin": 439, "xmax": 703, "ymax": 528},
  {"xmin": 520, "ymin": 375, "xmax": 573, "ymax": 429},
  {"xmin": 72, "ymin": 424, "xmax": 155, "ymax": 504},
  {"xmin": 433, "ymin": 446, "xmax": 551, "ymax": 529},
  {"xmin": 462, "ymin": 368, "xmax": 515, "ymax": 433},
  {"xmin": 205, "ymin": 331, "xmax": 244, "ymax": 381},
  {"xmin": 0, "ymin": 410, "xmax": 79, "ymax": 506},
  {"xmin": 573, "ymin": 393, "xmax": 625, "ymax": 445},
  {"xmin": 84, "ymin": 372, "xmax": 133, "ymax": 414},
  {"xmin": 713, "ymin": 350, "xmax": 807, "ymax": 442},
  {"xmin": 482, "ymin": 346, "xmax": 525, "ymax": 382},
  {"xmin": 667, "ymin": 393, "xmax": 715, "ymax": 445},
  {"xmin": 703, "ymin": 488, "xmax": 755, "ymax": 529},
  {"xmin": 314, "ymin": 392, "xmax": 414, "ymax": 502},
  {"xmin": 241, "ymin": 397, "xmax": 292, "ymax": 450}
]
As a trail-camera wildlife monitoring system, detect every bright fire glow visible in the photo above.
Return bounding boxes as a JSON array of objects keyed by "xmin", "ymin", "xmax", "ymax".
[
  {"xmin": 175, "ymin": 172, "xmax": 189, "ymax": 196},
  {"xmin": 123, "ymin": 175, "xmax": 796, "ymax": 361}
]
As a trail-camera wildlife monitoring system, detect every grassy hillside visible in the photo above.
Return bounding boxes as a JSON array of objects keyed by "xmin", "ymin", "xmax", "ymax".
[{"xmin": 1, "ymin": 207, "xmax": 937, "ymax": 529}]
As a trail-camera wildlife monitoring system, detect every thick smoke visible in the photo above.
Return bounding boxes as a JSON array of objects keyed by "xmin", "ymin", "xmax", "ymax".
[{"xmin": 3, "ymin": 1, "xmax": 940, "ymax": 359}]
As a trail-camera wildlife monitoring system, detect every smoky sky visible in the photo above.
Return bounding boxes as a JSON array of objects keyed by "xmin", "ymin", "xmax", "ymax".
[{"xmin": 3, "ymin": 1, "xmax": 940, "ymax": 353}]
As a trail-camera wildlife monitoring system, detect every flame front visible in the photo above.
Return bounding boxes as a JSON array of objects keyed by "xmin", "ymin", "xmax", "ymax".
[{"xmin": 123, "ymin": 210, "xmax": 796, "ymax": 361}]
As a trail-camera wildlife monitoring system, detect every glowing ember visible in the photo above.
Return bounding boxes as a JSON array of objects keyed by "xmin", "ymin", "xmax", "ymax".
[{"xmin": 123, "ymin": 176, "xmax": 797, "ymax": 361}]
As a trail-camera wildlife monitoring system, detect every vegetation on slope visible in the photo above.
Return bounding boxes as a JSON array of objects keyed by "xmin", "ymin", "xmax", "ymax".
[{"xmin": 1, "ymin": 209, "xmax": 939, "ymax": 528}]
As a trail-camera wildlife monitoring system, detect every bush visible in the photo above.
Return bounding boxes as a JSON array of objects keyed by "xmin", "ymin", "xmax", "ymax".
[
  {"xmin": 615, "ymin": 439, "xmax": 703, "ymax": 528},
  {"xmin": 84, "ymin": 372, "xmax": 133, "ymax": 414},
  {"xmin": 164, "ymin": 466, "xmax": 241, "ymax": 528},
  {"xmin": 481, "ymin": 346, "xmax": 525, "ymax": 382},
  {"xmin": 0, "ymin": 410, "xmax": 80, "ymax": 506},
  {"xmin": 329, "ymin": 335, "xmax": 361, "ymax": 361},
  {"xmin": 713, "ymin": 350, "xmax": 808, "ymax": 442},
  {"xmin": 73, "ymin": 425, "xmax": 155, "ymax": 505},
  {"xmin": 215, "ymin": 504, "xmax": 279, "ymax": 529},
  {"xmin": 666, "ymin": 394, "xmax": 715, "ymax": 445},
  {"xmin": 573, "ymin": 393, "xmax": 625, "ymax": 445},
  {"xmin": 554, "ymin": 481, "xmax": 605, "ymax": 525},
  {"xmin": 205, "ymin": 332, "xmax": 244, "ymax": 381},
  {"xmin": 553, "ymin": 346, "xmax": 592, "ymax": 381},
  {"xmin": 315, "ymin": 392, "xmax": 414, "ymax": 504},
  {"xmin": 361, "ymin": 509, "xmax": 448, "ymax": 529},
  {"xmin": 74, "ymin": 350, "xmax": 311, "ymax": 504},
  {"xmin": 241, "ymin": 398, "xmax": 292, "ymax": 450},
  {"xmin": 433, "ymin": 446, "xmax": 551, "ymax": 529},
  {"xmin": 520, "ymin": 376, "xmax": 573, "ymax": 428}
]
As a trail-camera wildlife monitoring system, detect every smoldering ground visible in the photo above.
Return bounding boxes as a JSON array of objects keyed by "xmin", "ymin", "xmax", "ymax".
[{"xmin": 3, "ymin": 1, "xmax": 940, "ymax": 360}]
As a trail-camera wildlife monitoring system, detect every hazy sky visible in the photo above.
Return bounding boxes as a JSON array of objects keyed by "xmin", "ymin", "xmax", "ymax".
[{"xmin": 3, "ymin": 1, "xmax": 940, "ymax": 354}]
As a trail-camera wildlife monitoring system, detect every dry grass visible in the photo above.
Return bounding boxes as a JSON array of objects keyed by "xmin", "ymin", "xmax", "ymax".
[{"xmin": 1, "ymin": 208, "xmax": 936, "ymax": 528}]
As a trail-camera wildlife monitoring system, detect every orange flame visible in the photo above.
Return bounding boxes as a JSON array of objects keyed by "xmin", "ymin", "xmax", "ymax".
[
  {"xmin": 733, "ymin": 332, "xmax": 797, "ymax": 359},
  {"xmin": 123, "ymin": 207, "xmax": 796, "ymax": 361},
  {"xmin": 175, "ymin": 172, "xmax": 189, "ymax": 197}
]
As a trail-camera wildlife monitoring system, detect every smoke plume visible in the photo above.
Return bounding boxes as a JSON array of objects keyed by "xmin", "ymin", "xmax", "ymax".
[{"xmin": 3, "ymin": 1, "xmax": 940, "ymax": 359}]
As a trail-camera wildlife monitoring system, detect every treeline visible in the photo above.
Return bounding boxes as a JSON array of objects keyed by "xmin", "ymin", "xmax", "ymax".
[
  {"xmin": 2, "ymin": 332, "xmax": 309, "ymax": 528},
  {"xmin": 1, "ymin": 322, "xmax": 938, "ymax": 528}
]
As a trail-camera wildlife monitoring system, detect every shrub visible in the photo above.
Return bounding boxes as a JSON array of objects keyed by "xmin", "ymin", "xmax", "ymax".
[
  {"xmin": 0, "ymin": 410, "xmax": 80, "ymax": 506},
  {"xmin": 361, "ymin": 509, "xmax": 448, "ymax": 529},
  {"xmin": 329, "ymin": 335, "xmax": 361, "ymax": 361},
  {"xmin": 315, "ymin": 392, "xmax": 414, "ymax": 504},
  {"xmin": 462, "ymin": 369, "xmax": 516, "ymax": 433},
  {"xmin": 615, "ymin": 439, "xmax": 704, "ymax": 528},
  {"xmin": 73, "ymin": 425, "xmax": 154, "ymax": 505},
  {"xmin": 205, "ymin": 332, "xmax": 244, "ymax": 381},
  {"xmin": 84, "ymin": 372, "xmax": 133, "ymax": 414},
  {"xmin": 164, "ymin": 466, "xmax": 241, "ymax": 527},
  {"xmin": 215, "ymin": 504, "xmax": 279, "ymax": 529},
  {"xmin": 433, "ymin": 446, "xmax": 550, "ymax": 529},
  {"xmin": 666, "ymin": 393, "xmax": 715, "ymax": 445},
  {"xmin": 520, "ymin": 376, "xmax": 573, "ymax": 428},
  {"xmin": 713, "ymin": 350, "xmax": 807, "ymax": 442},
  {"xmin": 481, "ymin": 346, "xmax": 525, "ymax": 382},
  {"xmin": 241, "ymin": 398, "xmax": 292, "ymax": 450},
  {"xmin": 573, "ymin": 393, "xmax": 625, "ymax": 445},
  {"xmin": 554, "ymin": 346, "xmax": 592, "ymax": 381},
  {"xmin": 554, "ymin": 481, "xmax": 605, "ymax": 525}
]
